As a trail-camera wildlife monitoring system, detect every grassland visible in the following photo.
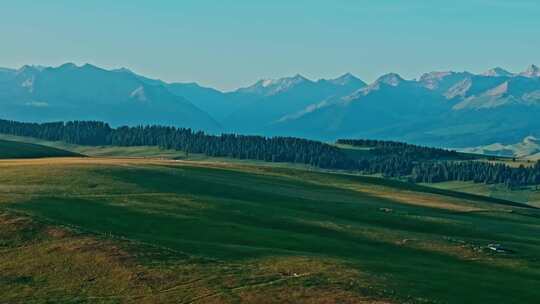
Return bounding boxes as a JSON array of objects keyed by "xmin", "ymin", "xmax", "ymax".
[
  {"xmin": 0, "ymin": 139, "xmax": 80, "ymax": 159},
  {"xmin": 0, "ymin": 134, "xmax": 188, "ymax": 159},
  {"xmin": 1, "ymin": 157, "xmax": 540, "ymax": 303},
  {"xmin": 2, "ymin": 132, "xmax": 539, "ymax": 208},
  {"xmin": 337, "ymin": 142, "xmax": 540, "ymax": 207},
  {"xmin": 426, "ymin": 181, "xmax": 540, "ymax": 207}
]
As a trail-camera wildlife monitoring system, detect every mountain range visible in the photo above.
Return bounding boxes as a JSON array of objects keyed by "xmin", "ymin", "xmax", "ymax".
[
  {"xmin": 1, "ymin": 63, "xmax": 540, "ymax": 150},
  {"xmin": 0, "ymin": 63, "xmax": 220, "ymax": 131},
  {"xmin": 461, "ymin": 136, "xmax": 540, "ymax": 160}
]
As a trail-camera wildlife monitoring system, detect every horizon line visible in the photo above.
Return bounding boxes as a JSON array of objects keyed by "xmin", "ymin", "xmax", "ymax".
[{"xmin": 2, "ymin": 61, "xmax": 538, "ymax": 93}]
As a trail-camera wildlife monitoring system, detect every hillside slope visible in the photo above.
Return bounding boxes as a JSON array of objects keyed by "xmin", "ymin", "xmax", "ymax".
[
  {"xmin": 1, "ymin": 158, "xmax": 539, "ymax": 303},
  {"xmin": 0, "ymin": 139, "xmax": 80, "ymax": 159}
]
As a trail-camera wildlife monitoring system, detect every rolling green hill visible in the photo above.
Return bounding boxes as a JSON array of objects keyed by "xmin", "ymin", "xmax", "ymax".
[
  {"xmin": 425, "ymin": 181, "xmax": 540, "ymax": 207},
  {"xmin": 0, "ymin": 139, "xmax": 81, "ymax": 159},
  {"xmin": 0, "ymin": 133, "xmax": 192, "ymax": 159},
  {"xmin": 1, "ymin": 158, "xmax": 539, "ymax": 303},
  {"xmin": 3, "ymin": 132, "xmax": 539, "ymax": 207}
]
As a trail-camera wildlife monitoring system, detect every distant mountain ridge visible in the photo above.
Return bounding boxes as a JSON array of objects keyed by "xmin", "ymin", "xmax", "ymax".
[
  {"xmin": 0, "ymin": 63, "xmax": 220, "ymax": 131},
  {"xmin": 461, "ymin": 136, "xmax": 540, "ymax": 160},
  {"xmin": 262, "ymin": 65, "xmax": 540, "ymax": 147},
  {"xmin": 223, "ymin": 73, "xmax": 367, "ymax": 133},
  {"xmin": 1, "ymin": 63, "xmax": 539, "ymax": 148}
]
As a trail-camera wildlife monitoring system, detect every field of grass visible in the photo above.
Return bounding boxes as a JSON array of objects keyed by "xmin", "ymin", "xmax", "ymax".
[
  {"xmin": 3, "ymin": 132, "xmax": 538, "ymax": 206},
  {"xmin": 0, "ymin": 134, "xmax": 190, "ymax": 159},
  {"xmin": 337, "ymin": 142, "xmax": 540, "ymax": 207},
  {"xmin": 0, "ymin": 134, "xmax": 319, "ymax": 170},
  {"xmin": 426, "ymin": 181, "xmax": 540, "ymax": 208},
  {"xmin": 0, "ymin": 139, "xmax": 80, "ymax": 159},
  {"xmin": 1, "ymin": 157, "xmax": 540, "ymax": 303},
  {"xmin": 0, "ymin": 134, "xmax": 338, "ymax": 174}
]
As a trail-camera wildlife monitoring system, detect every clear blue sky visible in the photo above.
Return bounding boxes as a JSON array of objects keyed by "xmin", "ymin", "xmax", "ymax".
[{"xmin": 1, "ymin": 0, "xmax": 539, "ymax": 91}]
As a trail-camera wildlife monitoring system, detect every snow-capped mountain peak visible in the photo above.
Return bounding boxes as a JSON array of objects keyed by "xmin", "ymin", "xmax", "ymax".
[
  {"xmin": 374, "ymin": 73, "xmax": 405, "ymax": 87},
  {"xmin": 259, "ymin": 74, "xmax": 308, "ymax": 88},
  {"xmin": 327, "ymin": 73, "xmax": 362, "ymax": 86},
  {"xmin": 420, "ymin": 71, "xmax": 454, "ymax": 82},
  {"xmin": 461, "ymin": 136, "xmax": 540, "ymax": 159},
  {"xmin": 238, "ymin": 74, "xmax": 311, "ymax": 96},
  {"xmin": 16, "ymin": 65, "xmax": 46, "ymax": 75},
  {"xmin": 482, "ymin": 67, "xmax": 514, "ymax": 77},
  {"xmin": 348, "ymin": 73, "xmax": 408, "ymax": 98},
  {"xmin": 520, "ymin": 64, "xmax": 540, "ymax": 78},
  {"xmin": 420, "ymin": 71, "xmax": 456, "ymax": 90},
  {"xmin": 523, "ymin": 135, "xmax": 540, "ymax": 145}
]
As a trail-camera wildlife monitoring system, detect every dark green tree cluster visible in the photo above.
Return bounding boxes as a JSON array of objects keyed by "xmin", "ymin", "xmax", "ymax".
[
  {"xmin": 337, "ymin": 138, "xmax": 462, "ymax": 160},
  {"xmin": 109, "ymin": 125, "xmax": 354, "ymax": 168},
  {"xmin": 339, "ymin": 138, "xmax": 469, "ymax": 178},
  {"xmin": 0, "ymin": 119, "xmax": 353, "ymax": 169},
  {"xmin": 356, "ymin": 156, "xmax": 415, "ymax": 177},
  {"xmin": 0, "ymin": 120, "xmax": 112, "ymax": 145},
  {"xmin": 411, "ymin": 161, "xmax": 540, "ymax": 188},
  {"xmin": 339, "ymin": 138, "xmax": 540, "ymax": 188}
]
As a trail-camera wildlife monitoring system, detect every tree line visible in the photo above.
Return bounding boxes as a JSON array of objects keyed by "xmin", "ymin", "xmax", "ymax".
[
  {"xmin": 337, "ymin": 138, "xmax": 540, "ymax": 188},
  {"xmin": 0, "ymin": 119, "xmax": 354, "ymax": 169},
  {"xmin": 336, "ymin": 138, "xmax": 464, "ymax": 160},
  {"xmin": 1, "ymin": 118, "xmax": 539, "ymax": 188},
  {"xmin": 410, "ymin": 161, "xmax": 540, "ymax": 189}
]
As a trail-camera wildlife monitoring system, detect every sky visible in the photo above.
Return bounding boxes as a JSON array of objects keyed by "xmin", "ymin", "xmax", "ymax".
[{"xmin": 1, "ymin": 0, "xmax": 539, "ymax": 91}]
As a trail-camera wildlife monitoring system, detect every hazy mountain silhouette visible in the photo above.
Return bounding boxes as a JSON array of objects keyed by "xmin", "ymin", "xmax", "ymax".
[
  {"xmin": 1, "ymin": 63, "xmax": 540, "ymax": 147},
  {"xmin": 0, "ymin": 63, "xmax": 220, "ymax": 131}
]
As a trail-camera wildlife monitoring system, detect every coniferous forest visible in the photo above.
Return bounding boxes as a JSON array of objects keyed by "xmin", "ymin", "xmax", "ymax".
[
  {"xmin": 1, "ymin": 118, "xmax": 539, "ymax": 188},
  {"xmin": 0, "ymin": 119, "xmax": 354, "ymax": 169}
]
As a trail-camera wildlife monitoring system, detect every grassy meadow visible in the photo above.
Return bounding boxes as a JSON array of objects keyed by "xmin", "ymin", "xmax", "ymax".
[
  {"xmin": 0, "ymin": 134, "xmax": 188, "ymax": 159},
  {"xmin": 1, "ymin": 157, "xmax": 540, "ymax": 303},
  {"xmin": 0, "ymin": 139, "xmax": 80, "ymax": 159},
  {"xmin": 426, "ymin": 181, "xmax": 540, "ymax": 208}
]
